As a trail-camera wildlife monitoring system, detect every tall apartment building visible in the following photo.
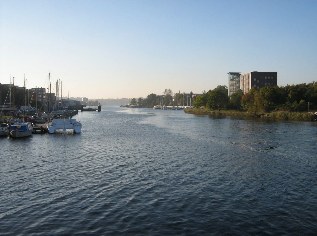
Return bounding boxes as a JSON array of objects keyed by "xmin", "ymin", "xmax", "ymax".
[
  {"xmin": 228, "ymin": 71, "xmax": 278, "ymax": 95},
  {"xmin": 228, "ymin": 72, "xmax": 241, "ymax": 96},
  {"xmin": 240, "ymin": 71, "xmax": 277, "ymax": 94}
]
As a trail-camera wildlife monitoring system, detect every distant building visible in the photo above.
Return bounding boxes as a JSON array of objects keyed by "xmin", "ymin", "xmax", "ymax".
[
  {"xmin": 29, "ymin": 87, "xmax": 47, "ymax": 105},
  {"xmin": 228, "ymin": 71, "xmax": 278, "ymax": 95},
  {"xmin": 240, "ymin": 71, "xmax": 277, "ymax": 94},
  {"xmin": 82, "ymin": 97, "xmax": 88, "ymax": 105},
  {"xmin": 62, "ymin": 99, "xmax": 82, "ymax": 110},
  {"xmin": 228, "ymin": 72, "xmax": 241, "ymax": 96},
  {"xmin": 0, "ymin": 83, "xmax": 27, "ymax": 107}
]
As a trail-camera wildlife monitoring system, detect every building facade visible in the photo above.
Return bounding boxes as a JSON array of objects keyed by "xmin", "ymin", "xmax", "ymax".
[
  {"xmin": 239, "ymin": 71, "xmax": 277, "ymax": 94},
  {"xmin": 29, "ymin": 87, "xmax": 47, "ymax": 105},
  {"xmin": 228, "ymin": 72, "xmax": 241, "ymax": 96},
  {"xmin": 0, "ymin": 83, "xmax": 27, "ymax": 107}
]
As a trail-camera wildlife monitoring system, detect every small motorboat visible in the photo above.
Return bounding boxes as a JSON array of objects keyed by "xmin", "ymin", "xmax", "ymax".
[{"xmin": 9, "ymin": 122, "xmax": 33, "ymax": 138}]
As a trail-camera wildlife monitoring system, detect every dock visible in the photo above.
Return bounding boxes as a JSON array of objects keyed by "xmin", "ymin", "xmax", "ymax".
[{"xmin": 81, "ymin": 105, "xmax": 101, "ymax": 112}]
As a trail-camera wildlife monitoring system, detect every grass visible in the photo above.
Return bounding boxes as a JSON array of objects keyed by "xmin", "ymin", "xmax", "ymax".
[{"xmin": 184, "ymin": 107, "xmax": 316, "ymax": 122}]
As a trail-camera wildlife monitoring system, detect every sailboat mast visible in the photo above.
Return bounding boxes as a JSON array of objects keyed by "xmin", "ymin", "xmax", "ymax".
[
  {"xmin": 49, "ymin": 81, "xmax": 51, "ymax": 112},
  {"xmin": 61, "ymin": 80, "xmax": 63, "ymax": 108},
  {"xmin": 24, "ymin": 74, "xmax": 26, "ymax": 108},
  {"xmin": 36, "ymin": 87, "xmax": 38, "ymax": 111},
  {"xmin": 9, "ymin": 76, "xmax": 12, "ymax": 107},
  {"xmin": 48, "ymin": 73, "xmax": 50, "ymax": 112}
]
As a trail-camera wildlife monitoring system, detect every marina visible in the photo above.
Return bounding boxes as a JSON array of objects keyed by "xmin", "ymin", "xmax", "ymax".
[
  {"xmin": 0, "ymin": 109, "xmax": 82, "ymax": 136},
  {"xmin": 0, "ymin": 73, "xmax": 97, "ymax": 136}
]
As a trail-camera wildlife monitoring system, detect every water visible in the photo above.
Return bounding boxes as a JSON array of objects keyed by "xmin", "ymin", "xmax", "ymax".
[{"xmin": 1, "ymin": 107, "xmax": 317, "ymax": 235}]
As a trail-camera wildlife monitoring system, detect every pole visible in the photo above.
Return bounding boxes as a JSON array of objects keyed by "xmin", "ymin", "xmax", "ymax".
[
  {"xmin": 9, "ymin": 76, "xmax": 11, "ymax": 106},
  {"xmin": 49, "ymin": 73, "xmax": 51, "ymax": 112},
  {"xmin": 61, "ymin": 81, "xmax": 63, "ymax": 108},
  {"xmin": 12, "ymin": 77, "xmax": 14, "ymax": 106},
  {"xmin": 23, "ymin": 74, "xmax": 26, "ymax": 119},
  {"xmin": 49, "ymin": 82, "xmax": 51, "ymax": 112},
  {"xmin": 24, "ymin": 74, "xmax": 26, "ymax": 108},
  {"xmin": 36, "ymin": 87, "xmax": 38, "ymax": 111}
]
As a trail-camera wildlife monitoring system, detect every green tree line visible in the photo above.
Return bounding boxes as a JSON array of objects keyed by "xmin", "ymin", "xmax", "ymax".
[
  {"xmin": 130, "ymin": 89, "xmax": 193, "ymax": 108},
  {"xmin": 193, "ymin": 83, "xmax": 317, "ymax": 113}
]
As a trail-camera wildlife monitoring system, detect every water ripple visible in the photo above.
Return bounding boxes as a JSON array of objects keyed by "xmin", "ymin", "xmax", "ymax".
[{"xmin": 0, "ymin": 108, "xmax": 316, "ymax": 234}]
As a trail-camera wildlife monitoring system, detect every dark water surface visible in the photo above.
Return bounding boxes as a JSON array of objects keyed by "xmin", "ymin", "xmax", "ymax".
[{"xmin": 1, "ymin": 107, "xmax": 317, "ymax": 235}]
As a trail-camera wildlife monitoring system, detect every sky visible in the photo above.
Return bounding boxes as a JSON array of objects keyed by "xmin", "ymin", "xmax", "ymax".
[{"xmin": 1, "ymin": 0, "xmax": 317, "ymax": 99}]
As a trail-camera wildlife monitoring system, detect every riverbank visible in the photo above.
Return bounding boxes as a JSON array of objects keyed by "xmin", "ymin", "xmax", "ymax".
[{"xmin": 184, "ymin": 107, "xmax": 317, "ymax": 122}]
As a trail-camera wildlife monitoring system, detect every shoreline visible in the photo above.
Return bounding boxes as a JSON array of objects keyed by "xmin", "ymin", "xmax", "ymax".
[{"xmin": 184, "ymin": 107, "xmax": 317, "ymax": 122}]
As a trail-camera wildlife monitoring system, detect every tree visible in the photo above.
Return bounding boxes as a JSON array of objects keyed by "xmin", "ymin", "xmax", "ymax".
[
  {"xmin": 259, "ymin": 86, "xmax": 283, "ymax": 112},
  {"xmin": 229, "ymin": 89, "xmax": 243, "ymax": 110},
  {"xmin": 241, "ymin": 89, "xmax": 264, "ymax": 113},
  {"xmin": 130, "ymin": 98, "xmax": 137, "ymax": 106},
  {"xmin": 163, "ymin": 89, "xmax": 173, "ymax": 96},
  {"xmin": 193, "ymin": 93, "xmax": 207, "ymax": 108},
  {"xmin": 161, "ymin": 88, "xmax": 173, "ymax": 106},
  {"xmin": 206, "ymin": 85, "xmax": 229, "ymax": 110},
  {"xmin": 174, "ymin": 92, "xmax": 184, "ymax": 106},
  {"xmin": 163, "ymin": 94, "xmax": 173, "ymax": 106},
  {"xmin": 145, "ymin": 93, "xmax": 158, "ymax": 108},
  {"xmin": 138, "ymin": 97, "xmax": 144, "ymax": 107}
]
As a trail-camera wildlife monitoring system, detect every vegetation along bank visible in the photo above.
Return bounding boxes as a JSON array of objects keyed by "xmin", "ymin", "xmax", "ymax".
[{"xmin": 186, "ymin": 82, "xmax": 317, "ymax": 122}]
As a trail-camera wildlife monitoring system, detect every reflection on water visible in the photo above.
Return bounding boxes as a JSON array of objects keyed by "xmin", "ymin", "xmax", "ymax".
[{"xmin": 1, "ymin": 106, "xmax": 316, "ymax": 235}]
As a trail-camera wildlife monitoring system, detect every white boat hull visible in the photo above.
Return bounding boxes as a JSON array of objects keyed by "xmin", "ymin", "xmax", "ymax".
[{"xmin": 48, "ymin": 118, "xmax": 81, "ymax": 134}]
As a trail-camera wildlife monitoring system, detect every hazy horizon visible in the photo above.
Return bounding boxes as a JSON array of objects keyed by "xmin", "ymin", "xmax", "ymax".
[{"xmin": 1, "ymin": 0, "xmax": 317, "ymax": 99}]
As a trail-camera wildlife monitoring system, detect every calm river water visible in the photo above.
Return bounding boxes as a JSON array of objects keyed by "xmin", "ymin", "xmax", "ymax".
[{"xmin": 1, "ymin": 106, "xmax": 317, "ymax": 235}]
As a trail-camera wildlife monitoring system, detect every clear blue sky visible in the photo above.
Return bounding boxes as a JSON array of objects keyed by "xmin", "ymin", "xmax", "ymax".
[{"xmin": 1, "ymin": 0, "xmax": 317, "ymax": 99}]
